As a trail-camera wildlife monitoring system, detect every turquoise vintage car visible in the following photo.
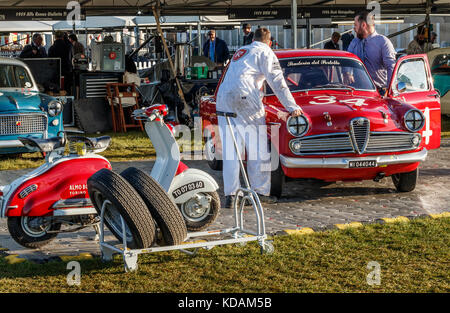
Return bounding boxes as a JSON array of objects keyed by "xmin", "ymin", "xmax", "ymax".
[
  {"xmin": 0, "ymin": 57, "xmax": 64, "ymax": 154},
  {"xmin": 428, "ymin": 48, "xmax": 450, "ymax": 116}
]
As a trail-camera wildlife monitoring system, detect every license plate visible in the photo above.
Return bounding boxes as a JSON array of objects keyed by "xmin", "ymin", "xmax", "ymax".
[
  {"xmin": 348, "ymin": 160, "xmax": 377, "ymax": 168},
  {"xmin": 172, "ymin": 181, "xmax": 204, "ymax": 199}
]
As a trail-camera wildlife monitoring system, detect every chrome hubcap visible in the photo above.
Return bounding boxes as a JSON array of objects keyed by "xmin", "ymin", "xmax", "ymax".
[
  {"xmin": 21, "ymin": 216, "xmax": 51, "ymax": 237},
  {"xmin": 181, "ymin": 193, "xmax": 212, "ymax": 222}
]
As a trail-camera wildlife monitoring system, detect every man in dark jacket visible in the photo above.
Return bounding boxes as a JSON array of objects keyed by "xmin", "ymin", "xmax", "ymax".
[
  {"xmin": 202, "ymin": 30, "xmax": 230, "ymax": 66},
  {"xmin": 48, "ymin": 31, "xmax": 73, "ymax": 93},
  {"xmin": 242, "ymin": 23, "xmax": 254, "ymax": 46},
  {"xmin": 19, "ymin": 33, "xmax": 47, "ymax": 58},
  {"xmin": 324, "ymin": 32, "xmax": 341, "ymax": 50}
]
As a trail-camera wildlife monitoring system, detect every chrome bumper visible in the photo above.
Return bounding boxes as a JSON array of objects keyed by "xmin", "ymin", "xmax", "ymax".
[
  {"xmin": 280, "ymin": 149, "xmax": 428, "ymax": 169},
  {"xmin": 0, "ymin": 140, "xmax": 24, "ymax": 148}
]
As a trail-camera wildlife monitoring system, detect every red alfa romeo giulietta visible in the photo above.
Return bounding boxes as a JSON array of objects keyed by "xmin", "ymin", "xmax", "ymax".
[{"xmin": 200, "ymin": 49, "xmax": 441, "ymax": 198}]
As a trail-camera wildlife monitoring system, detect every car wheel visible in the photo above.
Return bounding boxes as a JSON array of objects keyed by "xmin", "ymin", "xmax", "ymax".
[
  {"xmin": 204, "ymin": 130, "xmax": 222, "ymax": 171},
  {"xmin": 392, "ymin": 168, "xmax": 418, "ymax": 192},
  {"xmin": 179, "ymin": 191, "xmax": 220, "ymax": 231},
  {"xmin": 7, "ymin": 216, "xmax": 61, "ymax": 249},
  {"xmin": 87, "ymin": 168, "xmax": 157, "ymax": 249},
  {"xmin": 270, "ymin": 162, "xmax": 284, "ymax": 198},
  {"xmin": 120, "ymin": 167, "xmax": 187, "ymax": 245}
]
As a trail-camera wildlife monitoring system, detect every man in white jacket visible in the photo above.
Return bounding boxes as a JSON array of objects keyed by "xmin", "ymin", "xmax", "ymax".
[{"xmin": 216, "ymin": 27, "xmax": 303, "ymax": 208}]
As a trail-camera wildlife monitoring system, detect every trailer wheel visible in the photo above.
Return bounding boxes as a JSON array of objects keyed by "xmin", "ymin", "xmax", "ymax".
[
  {"xmin": 180, "ymin": 191, "xmax": 220, "ymax": 231},
  {"xmin": 392, "ymin": 168, "xmax": 418, "ymax": 192},
  {"xmin": 87, "ymin": 169, "xmax": 156, "ymax": 249},
  {"xmin": 7, "ymin": 217, "xmax": 61, "ymax": 249},
  {"xmin": 121, "ymin": 167, "xmax": 187, "ymax": 245}
]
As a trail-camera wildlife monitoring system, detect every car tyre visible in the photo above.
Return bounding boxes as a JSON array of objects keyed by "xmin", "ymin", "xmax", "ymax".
[
  {"xmin": 120, "ymin": 167, "xmax": 187, "ymax": 245},
  {"xmin": 392, "ymin": 168, "xmax": 418, "ymax": 192},
  {"xmin": 87, "ymin": 168, "xmax": 156, "ymax": 249},
  {"xmin": 270, "ymin": 162, "xmax": 285, "ymax": 198},
  {"xmin": 204, "ymin": 130, "xmax": 222, "ymax": 171},
  {"xmin": 7, "ymin": 217, "xmax": 61, "ymax": 249}
]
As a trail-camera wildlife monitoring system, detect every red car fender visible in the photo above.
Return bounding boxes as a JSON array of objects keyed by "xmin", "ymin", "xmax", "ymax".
[{"xmin": 5, "ymin": 157, "xmax": 111, "ymax": 217}]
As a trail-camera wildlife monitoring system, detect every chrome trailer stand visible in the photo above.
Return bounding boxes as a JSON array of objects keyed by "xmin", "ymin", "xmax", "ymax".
[{"xmin": 98, "ymin": 194, "xmax": 273, "ymax": 272}]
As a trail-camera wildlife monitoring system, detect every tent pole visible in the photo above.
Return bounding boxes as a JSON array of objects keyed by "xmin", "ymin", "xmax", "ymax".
[
  {"xmin": 291, "ymin": 0, "xmax": 297, "ymax": 49},
  {"xmin": 152, "ymin": 4, "xmax": 190, "ymax": 121}
]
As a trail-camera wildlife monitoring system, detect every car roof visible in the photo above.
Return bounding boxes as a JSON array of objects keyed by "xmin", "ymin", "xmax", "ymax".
[
  {"xmin": 274, "ymin": 49, "xmax": 358, "ymax": 59},
  {"xmin": 0, "ymin": 57, "xmax": 28, "ymax": 67}
]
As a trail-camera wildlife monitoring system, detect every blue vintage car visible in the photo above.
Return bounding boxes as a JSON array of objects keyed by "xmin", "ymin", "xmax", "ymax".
[{"xmin": 0, "ymin": 57, "xmax": 64, "ymax": 154}]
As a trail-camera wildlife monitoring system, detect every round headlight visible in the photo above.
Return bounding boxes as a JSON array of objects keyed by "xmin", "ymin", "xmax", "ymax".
[
  {"xmin": 287, "ymin": 115, "xmax": 309, "ymax": 137},
  {"xmin": 48, "ymin": 100, "xmax": 62, "ymax": 117},
  {"xmin": 404, "ymin": 109, "xmax": 425, "ymax": 132}
]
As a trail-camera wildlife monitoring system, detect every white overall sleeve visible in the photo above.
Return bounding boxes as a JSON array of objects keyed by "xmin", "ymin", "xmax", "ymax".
[{"xmin": 259, "ymin": 50, "xmax": 300, "ymax": 113}]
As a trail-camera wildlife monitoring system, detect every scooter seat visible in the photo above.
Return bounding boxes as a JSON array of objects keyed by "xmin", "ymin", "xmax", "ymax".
[
  {"xmin": 18, "ymin": 137, "xmax": 64, "ymax": 153},
  {"xmin": 68, "ymin": 135, "xmax": 111, "ymax": 151},
  {"xmin": 85, "ymin": 136, "xmax": 111, "ymax": 150}
]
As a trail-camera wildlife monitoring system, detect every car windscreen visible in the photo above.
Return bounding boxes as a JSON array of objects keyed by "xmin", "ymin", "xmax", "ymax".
[
  {"xmin": 266, "ymin": 57, "xmax": 376, "ymax": 94},
  {"xmin": 0, "ymin": 64, "xmax": 33, "ymax": 88}
]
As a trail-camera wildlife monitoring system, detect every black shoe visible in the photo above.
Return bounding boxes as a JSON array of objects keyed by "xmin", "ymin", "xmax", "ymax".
[
  {"xmin": 256, "ymin": 193, "xmax": 277, "ymax": 204},
  {"xmin": 224, "ymin": 195, "xmax": 235, "ymax": 209}
]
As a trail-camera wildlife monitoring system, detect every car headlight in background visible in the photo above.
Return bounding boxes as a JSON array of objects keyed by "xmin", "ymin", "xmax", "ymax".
[
  {"xmin": 287, "ymin": 115, "xmax": 309, "ymax": 137},
  {"xmin": 48, "ymin": 100, "xmax": 62, "ymax": 117},
  {"xmin": 404, "ymin": 109, "xmax": 425, "ymax": 132}
]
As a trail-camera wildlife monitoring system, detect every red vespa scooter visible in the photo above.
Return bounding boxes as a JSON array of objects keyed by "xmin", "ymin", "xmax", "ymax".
[{"xmin": 0, "ymin": 132, "xmax": 111, "ymax": 248}]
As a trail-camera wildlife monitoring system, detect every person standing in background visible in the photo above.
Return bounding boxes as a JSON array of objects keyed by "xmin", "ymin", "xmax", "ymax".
[
  {"xmin": 19, "ymin": 33, "xmax": 47, "ymax": 58},
  {"xmin": 202, "ymin": 30, "xmax": 230, "ymax": 66},
  {"xmin": 324, "ymin": 32, "xmax": 341, "ymax": 50},
  {"xmin": 68, "ymin": 34, "xmax": 85, "ymax": 56},
  {"xmin": 242, "ymin": 23, "xmax": 254, "ymax": 46},
  {"xmin": 341, "ymin": 32, "xmax": 354, "ymax": 51},
  {"xmin": 48, "ymin": 31, "xmax": 73, "ymax": 94},
  {"xmin": 346, "ymin": 10, "xmax": 396, "ymax": 94},
  {"xmin": 407, "ymin": 26, "xmax": 434, "ymax": 54}
]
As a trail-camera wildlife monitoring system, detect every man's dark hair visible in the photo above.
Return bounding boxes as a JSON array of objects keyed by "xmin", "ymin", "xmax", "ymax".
[
  {"xmin": 254, "ymin": 27, "xmax": 271, "ymax": 42},
  {"xmin": 332, "ymin": 32, "xmax": 341, "ymax": 40},
  {"xmin": 32, "ymin": 33, "xmax": 42, "ymax": 41},
  {"xmin": 68, "ymin": 34, "xmax": 78, "ymax": 42},
  {"xmin": 243, "ymin": 23, "xmax": 251, "ymax": 29},
  {"xmin": 355, "ymin": 10, "xmax": 375, "ymax": 26},
  {"xmin": 54, "ymin": 31, "xmax": 64, "ymax": 39},
  {"xmin": 417, "ymin": 25, "xmax": 426, "ymax": 35}
]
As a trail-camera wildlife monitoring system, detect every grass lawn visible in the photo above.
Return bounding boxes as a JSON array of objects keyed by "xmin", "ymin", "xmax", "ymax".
[
  {"xmin": 0, "ymin": 217, "xmax": 448, "ymax": 293},
  {"xmin": 0, "ymin": 130, "xmax": 200, "ymax": 171}
]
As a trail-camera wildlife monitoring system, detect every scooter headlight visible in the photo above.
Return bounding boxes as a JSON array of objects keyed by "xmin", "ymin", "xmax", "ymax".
[
  {"xmin": 404, "ymin": 109, "xmax": 425, "ymax": 132},
  {"xmin": 48, "ymin": 100, "xmax": 62, "ymax": 117},
  {"xmin": 287, "ymin": 115, "xmax": 309, "ymax": 137}
]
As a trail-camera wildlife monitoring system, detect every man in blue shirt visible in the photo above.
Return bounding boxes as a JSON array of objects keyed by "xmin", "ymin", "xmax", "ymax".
[
  {"xmin": 202, "ymin": 30, "xmax": 230, "ymax": 66},
  {"xmin": 345, "ymin": 10, "xmax": 396, "ymax": 94}
]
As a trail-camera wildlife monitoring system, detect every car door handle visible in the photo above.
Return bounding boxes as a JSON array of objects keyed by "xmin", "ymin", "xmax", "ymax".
[{"xmin": 428, "ymin": 93, "xmax": 440, "ymax": 98}]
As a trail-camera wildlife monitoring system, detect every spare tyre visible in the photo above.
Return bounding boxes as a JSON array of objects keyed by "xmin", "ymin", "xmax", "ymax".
[
  {"xmin": 121, "ymin": 167, "xmax": 187, "ymax": 245},
  {"xmin": 87, "ymin": 168, "xmax": 156, "ymax": 249}
]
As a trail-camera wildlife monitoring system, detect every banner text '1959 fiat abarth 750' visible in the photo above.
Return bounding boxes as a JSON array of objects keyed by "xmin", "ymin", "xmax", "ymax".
[{"xmin": 200, "ymin": 50, "xmax": 440, "ymax": 198}]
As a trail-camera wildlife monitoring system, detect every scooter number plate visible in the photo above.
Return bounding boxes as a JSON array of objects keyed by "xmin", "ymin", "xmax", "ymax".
[{"xmin": 172, "ymin": 181, "xmax": 204, "ymax": 199}]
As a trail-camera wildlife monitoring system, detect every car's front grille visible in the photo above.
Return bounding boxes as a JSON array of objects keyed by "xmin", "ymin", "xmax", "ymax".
[
  {"xmin": 294, "ymin": 133, "xmax": 354, "ymax": 154},
  {"xmin": 0, "ymin": 114, "xmax": 47, "ymax": 135},
  {"xmin": 366, "ymin": 132, "xmax": 420, "ymax": 153},
  {"xmin": 290, "ymin": 132, "xmax": 420, "ymax": 155},
  {"xmin": 350, "ymin": 118, "xmax": 370, "ymax": 154}
]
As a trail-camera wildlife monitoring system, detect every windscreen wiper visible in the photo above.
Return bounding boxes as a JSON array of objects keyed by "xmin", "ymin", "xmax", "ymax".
[{"xmin": 315, "ymin": 83, "xmax": 356, "ymax": 92}]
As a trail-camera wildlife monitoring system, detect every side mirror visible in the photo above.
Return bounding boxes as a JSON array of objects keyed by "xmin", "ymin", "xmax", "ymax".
[{"xmin": 397, "ymin": 81, "xmax": 407, "ymax": 93}]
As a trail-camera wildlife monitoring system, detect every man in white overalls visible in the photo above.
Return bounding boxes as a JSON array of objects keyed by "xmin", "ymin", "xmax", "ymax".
[{"xmin": 216, "ymin": 28, "xmax": 303, "ymax": 208}]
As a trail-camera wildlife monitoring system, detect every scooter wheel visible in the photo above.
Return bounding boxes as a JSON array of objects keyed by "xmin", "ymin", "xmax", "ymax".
[
  {"xmin": 87, "ymin": 168, "xmax": 157, "ymax": 249},
  {"xmin": 7, "ymin": 217, "xmax": 61, "ymax": 249},
  {"xmin": 121, "ymin": 167, "xmax": 187, "ymax": 246},
  {"xmin": 180, "ymin": 191, "xmax": 220, "ymax": 232}
]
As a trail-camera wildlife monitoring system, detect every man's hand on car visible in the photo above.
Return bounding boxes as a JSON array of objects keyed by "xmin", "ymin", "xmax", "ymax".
[{"xmin": 290, "ymin": 109, "xmax": 303, "ymax": 117}]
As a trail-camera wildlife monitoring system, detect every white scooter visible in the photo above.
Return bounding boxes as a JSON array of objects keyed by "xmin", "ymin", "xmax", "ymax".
[{"xmin": 128, "ymin": 104, "xmax": 220, "ymax": 231}]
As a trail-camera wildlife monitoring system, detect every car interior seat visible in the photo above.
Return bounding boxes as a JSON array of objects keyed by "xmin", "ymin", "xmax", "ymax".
[{"xmin": 298, "ymin": 68, "xmax": 329, "ymax": 89}]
